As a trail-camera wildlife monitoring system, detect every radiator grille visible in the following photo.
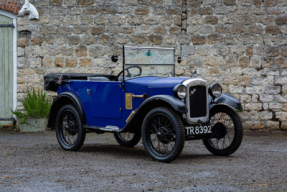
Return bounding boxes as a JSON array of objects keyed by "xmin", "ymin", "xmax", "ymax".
[{"xmin": 189, "ymin": 86, "xmax": 207, "ymax": 118}]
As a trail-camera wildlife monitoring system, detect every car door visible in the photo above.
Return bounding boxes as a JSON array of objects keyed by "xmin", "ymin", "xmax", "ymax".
[{"xmin": 90, "ymin": 81, "xmax": 122, "ymax": 119}]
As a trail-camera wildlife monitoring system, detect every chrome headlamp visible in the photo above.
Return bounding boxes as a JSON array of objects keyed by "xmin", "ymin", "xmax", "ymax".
[
  {"xmin": 173, "ymin": 84, "xmax": 187, "ymax": 99},
  {"xmin": 209, "ymin": 83, "xmax": 222, "ymax": 98}
]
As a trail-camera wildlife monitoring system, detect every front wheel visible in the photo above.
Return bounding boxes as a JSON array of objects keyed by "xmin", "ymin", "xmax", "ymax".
[
  {"xmin": 55, "ymin": 105, "xmax": 86, "ymax": 151},
  {"xmin": 113, "ymin": 132, "xmax": 141, "ymax": 148},
  {"xmin": 142, "ymin": 107, "xmax": 185, "ymax": 163},
  {"xmin": 203, "ymin": 105, "xmax": 243, "ymax": 156}
]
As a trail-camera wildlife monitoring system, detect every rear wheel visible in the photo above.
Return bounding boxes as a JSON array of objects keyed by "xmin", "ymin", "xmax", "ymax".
[
  {"xmin": 114, "ymin": 132, "xmax": 141, "ymax": 148},
  {"xmin": 142, "ymin": 107, "xmax": 185, "ymax": 163},
  {"xmin": 203, "ymin": 105, "xmax": 243, "ymax": 156},
  {"xmin": 55, "ymin": 105, "xmax": 86, "ymax": 151}
]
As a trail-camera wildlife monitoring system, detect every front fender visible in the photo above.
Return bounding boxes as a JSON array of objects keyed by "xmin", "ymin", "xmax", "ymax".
[
  {"xmin": 121, "ymin": 95, "xmax": 187, "ymax": 132},
  {"xmin": 47, "ymin": 92, "xmax": 85, "ymax": 129},
  {"xmin": 209, "ymin": 93, "xmax": 242, "ymax": 111}
]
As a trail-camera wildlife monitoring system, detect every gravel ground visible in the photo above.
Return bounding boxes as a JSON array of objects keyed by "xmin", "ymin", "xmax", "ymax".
[{"xmin": 0, "ymin": 130, "xmax": 287, "ymax": 192}]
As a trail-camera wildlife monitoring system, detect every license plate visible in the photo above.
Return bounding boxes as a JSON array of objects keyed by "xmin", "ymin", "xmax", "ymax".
[{"xmin": 185, "ymin": 125, "xmax": 212, "ymax": 135}]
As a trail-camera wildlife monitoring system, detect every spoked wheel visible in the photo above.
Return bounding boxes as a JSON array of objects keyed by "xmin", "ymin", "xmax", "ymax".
[
  {"xmin": 114, "ymin": 132, "xmax": 141, "ymax": 147},
  {"xmin": 203, "ymin": 105, "xmax": 243, "ymax": 156},
  {"xmin": 142, "ymin": 107, "xmax": 185, "ymax": 163},
  {"xmin": 55, "ymin": 105, "xmax": 86, "ymax": 151}
]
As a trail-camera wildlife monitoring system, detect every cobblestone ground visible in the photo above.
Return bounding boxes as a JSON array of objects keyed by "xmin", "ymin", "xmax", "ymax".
[{"xmin": 0, "ymin": 130, "xmax": 286, "ymax": 192}]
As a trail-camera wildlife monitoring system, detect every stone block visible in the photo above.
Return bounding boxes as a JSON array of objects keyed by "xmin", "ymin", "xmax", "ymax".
[
  {"xmin": 79, "ymin": 58, "xmax": 92, "ymax": 67},
  {"xmin": 240, "ymin": 95, "xmax": 251, "ymax": 103},
  {"xmin": 205, "ymin": 16, "xmax": 218, "ymax": 25},
  {"xmin": 79, "ymin": 0, "xmax": 94, "ymax": 5},
  {"xmin": 238, "ymin": 76, "xmax": 250, "ymax": 86},
  {"xmin": 131, "ymin": 35, "xmax": 147, "ymax": 44},
  {"xmin": 89, "ymin": 46, "xmax": 105, "ymax": 58},
  {"xmin": 275, "ymin": 112, "xmax": 287, "ymax": 121},
  {"xmin": 91, "ymin": 26, "xmax": 104, "ymax": 35},
  {"xmin": 115, "ymin": 35, "xmax": 130, "ymax": 44},
  {"xmin": 111, "ymin": 15, "xmax": 126, "ymax": 25},
  {"xmin": 211, "ymin": 45, "xmax": 229, "ymax": 56},
  {"xmin": 238, "ymin": 16, "xmax": 255, "ymax": 25},
  {"xmin": 95, "ymin": 16, "xmax": 109, "ymax": 25},
  {"xmin": 216, "ymin": 25, "xmax": 229, "ymax": 34},
  {"xmin": 246, "ymin": 24, "xmax": 263, "ymax": 34},
  {"xmin": 275, "ymin": 76, "xmax": 287, "ymax": 85},
  {"xmin": 277, "ymin": 95, "xmax": 287, "ymax": 103},
  {"xmin": 159, "ymin": 16, "xmax": 173, "ymax": 26},
  {"xmin": 267, "ymin": 121, "xmax": 280, "ymax": 130},
  {"xmin": 266, "ymin": 46, "xmax": 279, "ymax": 57},
  {"xmin": 191, "ymin": 36, "xmax": 206, "ymax": 45},
  {"xmin": 264, "ymin": 0, "xmax": 277, "ymax": 6},
  {"xmin": 269, "ymin": 103, "xmax": 282, "ymax": 111},
  {"xmin": 163, "ymin": 35, "xmax": 176, "ymax": 44},
  {"xmin": 198, "ymin": 7, "xmax": 213, "ymax": 15},
  {"xmin": 245, "ymin": 103, "xmax": 263, "ymax": 111},
  {"xmin": 275, "ymin": 57, "xmax": 287, "ymax": 68},
  {"xmin": 148, "ymin": 35, "xmax": 162, "ymax": 45},
  {"xmin": 182, "ymin": 45, "xmax": 195, "ymax": 56},
  {"xmin": 167, "ymin": 8, "xmax": 181, "ymax": 15},
  {"xmin": 224, "ymin": 0, "xmax": 236, "ymax": 5},
  {"xmin": 253, "ymin": 0, "xmax": 262, "ymax": 5},
  {"xmin": 223, "ymin": 76, "xmax": 237, "ymax": 85},
  {"xmin": 207, "ymin": 34, "xmax": 223, "ymax": 44},
  {"xmin": 154, "ymin": 26, "xmax": 167, "ymax": 34},
  {"xmin": 239, "ymin": 57, "xmax": 250, "ymax": 68},
  {"xmin": 187, "ymin": 16, "xmax": 204, "ymax": 25},
  {"xmin": 100, "ymin": 7, "xmax": 117, "ymax": 14},
  {"xmin": 225, "ymin": 56, "xmax": 237, "ymax": 66},
  {"xmin": 75, "ymin": 46, "xmax": 88, "ymax": 57},
  {"xmin": 272, "ymin": 33, "xmax": 287, "ymax": 44},
  {"xmin": 259, "ymin": 94, "xmax": 274, "ymax": 102},
  {"xmin": 227, "ymin": 85, "xmax": 244, "ymax": 94},
  {"xmin": 61, "ymin": 46, "xmax": 74, "ymax": 56},
  {"xmin": 265, "ymin": 26, "xmax": 279, "ymax": 34},
  {"xmin": 195, "ymin": 45, "xmax": 211, "ymax": 56},
  {"xmin": 250, "ymin": 57, "xmax": 261, "ymax": 68},
  {"xmin": 281, "ymin": 122, "xmax": 287, "ymax": 130},
  {"xmin": 55, "ymin": 57, "xmax": 64, "ymax": 68},
  {"xmin": 67, "ymin": 36, "xmax": 80, "ymax": 45},
  {"xmin": 187, "ymin": 0, "xmax": 201, "ymax": 7},
  {"xmin": 283, "ymin": 86, "xmax": 287, "ymax": 94},
  {"xmin": 65, "ymin": 57, "xmax": 78, "ymax": 67},
  {"xmin": 169, "ymin": 27, "xmax": 181, "ymax": 34},
  {"xmin": 245, "ymin": 121, "xmax": 264, "ymax": 130},
  {"xmin": 263, "ymin": 86, "xmax": 281, "ymax": 95},
  {"xmin": 282, "ymin": 104, "xmax": 287, "ymax": 111},
  {"xmin": 86, "ymin": 7, "xmax": 98, "ymax": 15},
  {"xmin": 259, "ymin": 111, "xmax": 272, "ymax": 120},
  {"xmin": 135, "ymin": 8, "xmax": 149, "ymax": 15}
]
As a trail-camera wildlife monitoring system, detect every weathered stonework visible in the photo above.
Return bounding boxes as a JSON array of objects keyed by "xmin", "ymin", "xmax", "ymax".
[{"xmin": 2, "ymin": 0, "xmax": 286, "ymax": 132}]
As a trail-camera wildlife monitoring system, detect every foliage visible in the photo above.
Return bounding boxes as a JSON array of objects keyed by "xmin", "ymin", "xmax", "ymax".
[{"xmin": 11, "ymin": 88, "xmax": 51, "ymax": 124}]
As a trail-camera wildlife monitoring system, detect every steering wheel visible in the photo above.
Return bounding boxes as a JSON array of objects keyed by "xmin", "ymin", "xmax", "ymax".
[{"xmin": 116, "ymin": 65, "xmax": 142, "ymax": 81}]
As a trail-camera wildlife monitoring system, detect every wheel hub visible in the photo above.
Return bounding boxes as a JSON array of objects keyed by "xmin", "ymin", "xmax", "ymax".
[
  {"xmin": 157, "ymin": 127, "xmax": 172, "ymax": 144},
  {"xmin": 213, "ymin": 122, "xmax": 227, "ymax": 139},
  {"xmin": 65, "ymin": 121, "xmax": 76, "ymax": 135}
]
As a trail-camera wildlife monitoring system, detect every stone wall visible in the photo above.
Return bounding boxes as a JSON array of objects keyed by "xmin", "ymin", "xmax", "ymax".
[{"xmin": 12, "ymin": 0, "xmax": 287, "ymax": 131}]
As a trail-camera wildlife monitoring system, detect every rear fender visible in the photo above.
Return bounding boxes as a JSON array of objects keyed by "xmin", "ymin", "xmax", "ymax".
[
  {"xmin": 122, "ymin": 95, "xmax": 187, "ymax": 132},
  {"xmin": 47, "ymin": 92, "xmax": 85, "ymax": 129}
]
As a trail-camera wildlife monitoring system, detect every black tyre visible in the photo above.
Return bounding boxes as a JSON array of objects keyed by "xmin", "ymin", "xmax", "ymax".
[
  {"xmin": 203, "ymin": 105, "xmax": 243, "ymax": 156},
  {"xmin": 142, "ymin": 107, "xmax": 185, "ymax": 163},
  {"xmin": 114, "ymin": 132, "xmax": 141, "ymax": 148},
  {"xmin": 55, "ymin": 105, "xmax": 86, "ymax": 151}
]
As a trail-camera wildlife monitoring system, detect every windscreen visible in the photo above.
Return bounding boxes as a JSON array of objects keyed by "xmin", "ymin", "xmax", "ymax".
[{"xmin": 123, "ymin": 46, "xmax": 175, "ymax": 78}]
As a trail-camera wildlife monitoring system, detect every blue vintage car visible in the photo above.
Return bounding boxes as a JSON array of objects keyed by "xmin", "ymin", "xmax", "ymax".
[{"xmin": 45, "ymin": 46, "xmax": 243, "ymax": 163}]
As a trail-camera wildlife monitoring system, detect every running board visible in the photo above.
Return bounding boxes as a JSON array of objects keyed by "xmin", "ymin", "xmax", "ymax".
[{"xmin": 83, "ymin": 125, "xmax": 120, "ymax": 132}]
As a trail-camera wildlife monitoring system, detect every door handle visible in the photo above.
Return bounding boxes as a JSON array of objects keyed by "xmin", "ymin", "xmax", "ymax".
[{"xmin": 87, "ymin": 89, "xmax": 91, "ymax": 95}]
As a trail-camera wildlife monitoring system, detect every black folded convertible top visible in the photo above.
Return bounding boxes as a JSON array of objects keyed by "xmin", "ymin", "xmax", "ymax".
[{"xmin": 44, "ymin": 73, "xmax": 116, "ymax": 92}]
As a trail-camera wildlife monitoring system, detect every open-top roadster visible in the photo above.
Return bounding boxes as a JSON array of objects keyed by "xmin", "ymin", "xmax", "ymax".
[{"xmin": 45, "ymin": 46, "xmax": 243, "ymax": 163}]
